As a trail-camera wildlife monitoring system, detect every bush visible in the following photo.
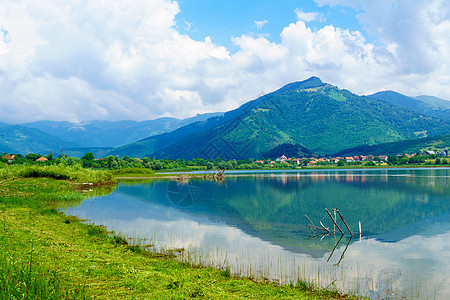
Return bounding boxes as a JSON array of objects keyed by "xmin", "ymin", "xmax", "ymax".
[
  {"xmin": 110, "ymin": 168, "xmax": 155, "ymax": 175},
  {"xmin": 3, "ymin": 165, "xmax": 115, "ymax": 185}
]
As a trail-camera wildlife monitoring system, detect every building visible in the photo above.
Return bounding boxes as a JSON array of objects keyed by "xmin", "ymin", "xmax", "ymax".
[{"xmin": 2, "ymin": 154, "xmax": 15, "ymax": 163}]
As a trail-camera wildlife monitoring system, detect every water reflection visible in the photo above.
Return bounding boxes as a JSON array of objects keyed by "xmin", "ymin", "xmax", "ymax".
[{"xmin": 64, "ymin": 168, "xmax": 450, "ymax": 299}]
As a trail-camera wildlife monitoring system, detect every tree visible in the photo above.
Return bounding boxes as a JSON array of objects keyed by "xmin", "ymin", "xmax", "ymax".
[
  {"xmin": 81, "ymin": 152, "xmax": 95, "ymax": 168},
  {"xmin": 26, "ymin": 153, "xmax": 41, "ymax": 161},
  {"xmin": 387, "ymin": 155, "xmax": 398, "ymax": 165}
]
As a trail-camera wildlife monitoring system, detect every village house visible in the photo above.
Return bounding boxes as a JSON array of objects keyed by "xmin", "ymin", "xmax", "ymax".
[
  {"xmin": 276, "ymin": 155, "xmax": 287, "ymax": 162},
  {"xmin": 36, "ymin": 156, "xmax": 48, "ymax": 162},
  {"xmin": 2, "ymin": 154, "xmax": 15, "ymax": 163},
  {"xmin": 378, "ymin": 155, "xmax": 388, "ymax": 161}
]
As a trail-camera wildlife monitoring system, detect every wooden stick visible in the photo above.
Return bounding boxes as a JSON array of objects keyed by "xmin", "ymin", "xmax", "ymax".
[
  {"xmin": 305, "ymin": 215, "xmax": 315, "ymax": 226},
  {"xmin": 305, "ymin": 215, "xmax": 329, "ymax": 232},
  {"xmin": 334, "ymin": 208, "xmax": 353, "ymax": 237},
  {"xmin": 319, "ymin": 221, "xmax": 330, "ymax": 232},
  {"xmin": 325, "ymin": 208, "xmax": 344, "ymax": 235}
]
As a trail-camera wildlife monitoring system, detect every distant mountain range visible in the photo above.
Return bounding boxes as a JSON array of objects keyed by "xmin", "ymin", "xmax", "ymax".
[
  {"xmin": 0, "ymin": 113, "xmax": 222, "ymax": 156},
  {"xmin": 369, "ymin": 91, "xmax": 450, "ymax": 120},
  {"xmin": 1, "ymin": 77, "xmax": 449, "ymax": 158}
]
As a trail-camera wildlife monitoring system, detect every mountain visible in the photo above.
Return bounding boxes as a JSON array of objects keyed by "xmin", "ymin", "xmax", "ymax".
[
  {"xmin": 0, "ymin": 122, "xmax": 8, "ymax": 128},
  {"xmin": 335, "ymin": 135, "xmax": 450, "ymax": 156},
  {"xmin": 110, "ymin": 77, "xmax": 450, "ymax": 159},
  {"xmin": 370, "ymin": 91, "xmax": 450, "ymax": 119},
  {"xmin": 20, "ymin": 112, "xmax": 223, "ymax": 148},
  {"xmin": 415, "ymin": 95, "xmax": 450, "ymax": 109},
  {"xmin": 0, "ymin": 125, "xmax": 76, "ymax": 155}
]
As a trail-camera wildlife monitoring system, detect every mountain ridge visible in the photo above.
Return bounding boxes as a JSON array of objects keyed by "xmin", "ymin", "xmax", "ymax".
[
  {"xmin": 369, "ymin": 91, "xmax": 450, "ymax": 120},
  {"xmin": 111, "ymin": 77, "xmax": 450, "ymax": 159}
]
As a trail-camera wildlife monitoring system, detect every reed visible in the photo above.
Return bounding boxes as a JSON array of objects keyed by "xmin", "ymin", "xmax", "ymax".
[{"xmin": 0, "ymin": 246, "xmax": 87, "ymax": 299}]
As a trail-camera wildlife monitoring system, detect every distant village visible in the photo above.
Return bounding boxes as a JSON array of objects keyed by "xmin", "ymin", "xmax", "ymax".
[
  {"xmin": 257, "ymin": 149, "xmax": 449, "ymax": 167},
  {"xmin": 2, "ymin": 148, "xmax": 449, "ymax": 170}
]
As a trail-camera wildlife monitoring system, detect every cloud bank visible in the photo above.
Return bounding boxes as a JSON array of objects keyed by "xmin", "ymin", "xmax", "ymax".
[{"xmin": 0, "ymin": 0, "xmax": 449, "ymax": 123}]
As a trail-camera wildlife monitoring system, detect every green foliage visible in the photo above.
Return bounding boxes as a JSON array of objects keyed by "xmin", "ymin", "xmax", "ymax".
[
  {"xmin": 2, "ymin": 164, "xmax": 115, "ymax": 186},
  {"xmin": 336, "ymin": 135, "xmax": 450, "ymax": 156},
  {"xmin": 110, "ymin": 168, "xmax": 155, "ymax": 175},
  {"xmin": 263, "ymin": 143, "xmax": 312, "ymax": 159}
]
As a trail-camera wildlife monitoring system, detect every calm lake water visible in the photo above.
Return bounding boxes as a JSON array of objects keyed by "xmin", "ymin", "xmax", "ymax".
[{"xmin": 64, "ymin": 168, "xmax": 450, "ymax": 299}]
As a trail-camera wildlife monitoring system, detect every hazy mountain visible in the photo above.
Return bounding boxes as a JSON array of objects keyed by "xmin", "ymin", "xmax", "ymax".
[
  {"xmin": 370, "ymin": 91, "xmax": 450, "ymax": 120},
  {"xmin": 111, "ymin": 77, "xmax": 450, "ymax": 159},
  {"xmin": 20, "ymin": 112, "xmax": 223, "ymax": 148},
  {"xmin": 0, "ymin": 125, "xmax": 76, "ymax": 155},
  {"xmin": 414, "ymin": 95, "xmax": 450, "ymax": 109}
]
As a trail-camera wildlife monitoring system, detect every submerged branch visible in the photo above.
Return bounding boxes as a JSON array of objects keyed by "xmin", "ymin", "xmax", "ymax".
[
  {"xmin": 333, "ymin": 208, "xmax": 353, "ymax": 236},
  {"xmin": 325, "ymin": 208, "xmax": 344, "ymax": 235}
]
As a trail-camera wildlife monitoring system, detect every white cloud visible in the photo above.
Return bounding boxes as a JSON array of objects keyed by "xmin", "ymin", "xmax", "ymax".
[
  {"xmin": 295, "ymin": 9, "xmax": 323, "ymax": 22},
  {"xmin": 313, "ymin": 0, "xmax": 450, "ymax": 95},
  {"xmin": 0, "ymin": 0, "xmax": 449, "ymax": 124},
  {"xmin": 254, "ymin": 20, "xmax": 269, "ymax": 30}
]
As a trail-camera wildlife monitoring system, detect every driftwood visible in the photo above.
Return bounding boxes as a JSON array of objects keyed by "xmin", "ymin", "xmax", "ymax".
[
  {"xmin": 305, "ymin": 215, "xmax": 330, "ymax": 233},
  {"xmin": 334, "ymin": 208, "xmax": 353, "ymax": 236},
  {"xmin": 325, "ymin": 208, "xmax": 344, "ymax": 235},
  {"xmin": 306, "ymin": 208, "xmax": 360, "ymax": 265}
]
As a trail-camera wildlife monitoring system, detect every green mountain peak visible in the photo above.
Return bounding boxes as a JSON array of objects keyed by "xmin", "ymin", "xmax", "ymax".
[{"xmin": 274, "ymin": 76, "xmax": 325, "ymax": 94}]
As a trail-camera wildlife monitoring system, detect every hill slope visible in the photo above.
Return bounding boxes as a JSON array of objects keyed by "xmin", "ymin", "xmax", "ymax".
[
  {"xmin": 0, "ymin": 125, "xmax": 76, "ymax": 155},
  {"xmin": 111, "ymin": 77, "xmax": 450, "ymax": 159}
]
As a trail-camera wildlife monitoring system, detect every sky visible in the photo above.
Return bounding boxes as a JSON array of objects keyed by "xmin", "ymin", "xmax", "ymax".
[{"xmin": 1, "ymin": 0, "xmax": 449, "ymax": 123}]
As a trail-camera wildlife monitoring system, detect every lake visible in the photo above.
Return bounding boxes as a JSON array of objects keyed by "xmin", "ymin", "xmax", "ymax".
[{"xmin": 63, "ymin": 168, "xmax": 450, "ymax": 299}]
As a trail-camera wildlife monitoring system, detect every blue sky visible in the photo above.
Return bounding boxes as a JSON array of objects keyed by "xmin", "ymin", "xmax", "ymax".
[
  {"xmin": 176, "ymin": 0, "xmax": 362, "ymax": 50},
  {"xmin": 0, "ymin": 0, "xmax": 449, "ymax": 123}
]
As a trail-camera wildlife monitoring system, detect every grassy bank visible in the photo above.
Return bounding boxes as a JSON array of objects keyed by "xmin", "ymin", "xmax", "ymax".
[{"xmin": 0, "ymin": 165, "xmax": 352, "ymax": 299}]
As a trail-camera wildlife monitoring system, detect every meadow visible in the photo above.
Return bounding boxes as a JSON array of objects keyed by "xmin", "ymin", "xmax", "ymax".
[{"xmin": 0, "ymin": 164, "xmax": 352, "ymax": 299}]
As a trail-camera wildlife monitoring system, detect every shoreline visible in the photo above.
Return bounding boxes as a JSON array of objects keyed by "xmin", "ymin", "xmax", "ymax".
[{"xmin": 115, "ymin": 165, "xmax": 450, "ymax": 179}]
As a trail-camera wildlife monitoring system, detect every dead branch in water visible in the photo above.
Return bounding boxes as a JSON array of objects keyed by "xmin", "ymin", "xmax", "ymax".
[
  {"xmin": 325, "ymin": 208, "xmax": 344, "ymax": 235},
  {"xmin": 305, "ymin": 215, "xmax": 330, "ymax": 233},
  {"xmin": 333, "ymin": 208, "xmax": 353, "ymax": 237}
]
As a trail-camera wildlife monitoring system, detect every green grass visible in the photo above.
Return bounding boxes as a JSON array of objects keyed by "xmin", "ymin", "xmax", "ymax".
[
  {"xmin": 0, "ymin": 166, "xmax": 356, "ymax": 299},
  {"xmin": 0, "ymin": 247, "xmax": 88, "ymax": 299},
  {"xmin": 0, "ymin": 164, "xmax": 116, "ymax": 186}
]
